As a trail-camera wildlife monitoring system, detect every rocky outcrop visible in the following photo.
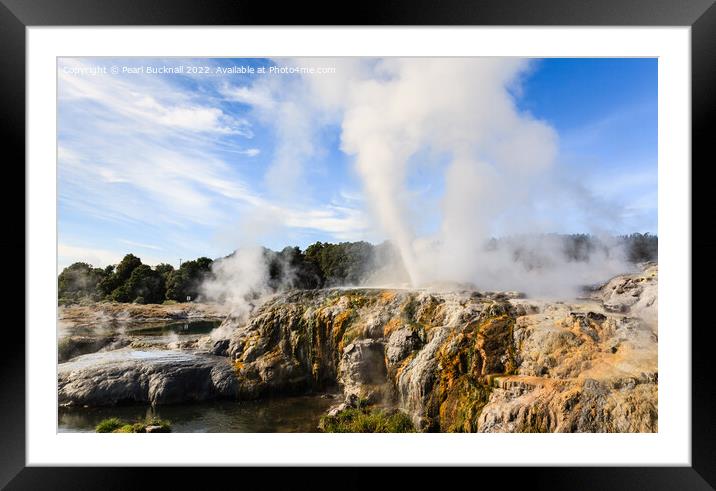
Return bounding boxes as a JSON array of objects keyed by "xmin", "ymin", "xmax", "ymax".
[
  {"xmin": 478, "ymin": 374, "xmax": 657, "ymax": 432},
  {"xmin": 59, "ymin": 265, "xmax": 658, "ymax": 432},
  {"xmin": 220, "ymin": 265, "xmax": 657, "ymax": 432},
  {"xmin": 339, "ymin": 339, "xmax": 388, "ymax": 403},
  {"xmin": 58, "ymin": 335, "xmax": 131, "ymax": 363},
  {"xmin": 472, "ymin": 266, "xmax": 658, "ymax": 433},
  {"xmin": 590, "ymin": 262, "xmax": 657, "ymax": 324},
  {"xmin": 58, "ymin": 349, "xmax": 237, "ymax": 406}
]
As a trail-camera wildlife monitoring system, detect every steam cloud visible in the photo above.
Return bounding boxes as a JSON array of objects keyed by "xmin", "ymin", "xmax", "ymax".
[
  {"xmin": 202, "ymin": 246, "xmax": 269, "ymax": 320},
  {"xmin": 203, "ymin": 58, "xmax": 639, "ymax": 307}
]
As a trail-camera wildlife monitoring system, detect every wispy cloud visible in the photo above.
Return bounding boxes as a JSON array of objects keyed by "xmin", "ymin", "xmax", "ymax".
[
  {"xmin": 120, "ymin": 239, "xmax": 163, "ymax": 251},
  {"xmin": 58, "ymin": 57, "xmax": 657, "ymax": 271},
  {"xmin": 58, "ymin": 242, "xmax": 170, "ymax": 270},
  {"xmin": 58, "ymin": 58, "xmax": 370, "ymax": 260},
  {"xmin": 220, "ymin": 83, "xmax": 276, "ymax": 110},
  {"xmin": 58, "ymin": 243, "xmax": 122, "ymax": 269},
  {"xmin": 59, "ymin": 59, "xmax": 252, "ymax": 137}
]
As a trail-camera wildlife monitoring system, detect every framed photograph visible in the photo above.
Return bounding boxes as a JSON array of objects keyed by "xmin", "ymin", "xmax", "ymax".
[{"xmin": 7, "ymin": 0, "xmax": 714, "ymax": 487}]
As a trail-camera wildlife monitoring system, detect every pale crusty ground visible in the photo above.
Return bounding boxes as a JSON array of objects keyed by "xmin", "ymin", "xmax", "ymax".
[{"xmin": 59, "ymin": 302, "xmax": 230, "ymax": 330}]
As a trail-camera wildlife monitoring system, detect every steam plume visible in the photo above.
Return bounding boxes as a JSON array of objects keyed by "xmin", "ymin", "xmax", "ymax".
[{"xmin": 208, "ymin": 58, "xmax": 639, "ymax": 303}]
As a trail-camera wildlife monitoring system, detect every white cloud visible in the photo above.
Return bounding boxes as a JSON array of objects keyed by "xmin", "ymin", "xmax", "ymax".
[
  {"xmin": 59, "ymin": 59, "xmax": 252, "ymax": 137},
  {"xmin": 58, "ymin": 243, "xmax": 123, "ymax": 270},
  {"xmin": 120, "ymin": 239, "xmax": 163, "ymax": 251},
  {"xmin": 219, "ymin": 62, "xmax": 356, "ymax": 198},
  {"xmin": 58, "ymin": 242, "xmax": 168, "ymax": 271},
  {"xmin": 282, "ymin": 205, "xmax": 371, "ymax": 240},
  {"xmin": 59, "ymin": 57, "xmax": 655, "ymax": 289},
  {"xmin": 58, "ymin": 59, "xmax": 371, "ymax": 250},
  {"xmin": 220, "ymin": 83, "xmax": 276, "ymax": 110},
  {"xmin": 58, "ymin": 59, "xmax": 267, "ymax": 230}
]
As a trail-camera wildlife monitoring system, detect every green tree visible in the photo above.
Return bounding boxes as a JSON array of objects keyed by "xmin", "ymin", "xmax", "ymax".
[
  {"xmin": 165, "ymin": 257, "xmax": 213, "ymax": 302},
  {"xmin": 58, "ymin": 262, "xmax": 108, "ymax": 304},
  {"xmin": 623, "ymin": 233, "xmax": 658, "ymax": 263},
  {"xmin": 124, "ymin": 264, "xmax": 166, "ymax": 304},
  {"xmin": 265, "ymin": 246, "xmax": 323, "ymax": 290},
  {"xmin": 305, "ymin": 241, "xmax": 375, "ymax": 285},
  {"xmin": 110, "ymin": 284, "xmax": 131, "ymax": 303},
  {"xmin": 154, "ymin": 263, "xmax": 175, "ymax": 286},
  {"xmin": 165, "ymin": 269, "xmax": 190, "ymax": 301},
  {"xmin": 154, "ymin": 263, "xmax": 174, "ymax": 276},
  {"xmin": 99, "ymin": 254, "xmax": 142, "ymax": 297}
]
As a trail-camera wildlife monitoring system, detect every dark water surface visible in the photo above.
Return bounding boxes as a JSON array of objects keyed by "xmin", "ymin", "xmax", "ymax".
[
  {"xmin": 125, "ymin": 319, "xmax": 220, "ymax": 336},
  {"xmin": 58, "ymin": 395, "xmax": 337, "ymax": 433},
  {"xmin": 61, "ymin": 319, "xmax": 221, "ymax": 337}
]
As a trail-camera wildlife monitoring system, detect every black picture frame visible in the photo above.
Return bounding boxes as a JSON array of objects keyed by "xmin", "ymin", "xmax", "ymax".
[{"xmin": 5, "ymin": 0, "xmax": 714, "ymax": 488}]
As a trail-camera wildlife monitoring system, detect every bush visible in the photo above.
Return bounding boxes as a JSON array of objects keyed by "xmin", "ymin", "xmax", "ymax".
[
  {"xmin": 95, "ymin": 417, "xmax": 171, "ymax": 433},
  {"xmin": 95, "ymin": 417, "xmax": 124, "ymax": 433},
  {"xmin": 58, "ymin": 262, "xmax": 109, "ymax": 303},
  {"xmin": 125, "ymin": 265, "xmax": 166, "ymax": 304},
  {"xmin": 99, "ymin": 254, "xmax": 142, "ymax": 297},
  {"xmin": 319, "ymin": 407, "xmax": 415, "ymax": 433},
  {"xmin": 114, "ymin": 424, "xmax": 136, "ymax": 433},
  {"xmin": 165, "ymin": 258, "xmax": 213, "ymax": 302}
]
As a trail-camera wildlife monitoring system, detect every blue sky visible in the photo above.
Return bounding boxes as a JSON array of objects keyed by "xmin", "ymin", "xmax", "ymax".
[{"xmin": 57, "ymin": 57, "xmax": 657, "ymax": 269}]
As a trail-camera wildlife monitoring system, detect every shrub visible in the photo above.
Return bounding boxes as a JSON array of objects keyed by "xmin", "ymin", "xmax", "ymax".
[
  {"xmin": 95, "ymin": 417, "xmax": 124, "ymax": 433},
  {"xmin": 114, "ymin": 424, "xmax": 136, "ymax": 433},
  {"xmin": 319, "ymin": 407, "xmax": 415, "ymax": 433},
  {"xmin": 58, "ymin": 262, "xmax": 108, "ymax": 303},
  {"xmin": 94, "ymin": 416, "xmax": 172, "ymax": 433}
]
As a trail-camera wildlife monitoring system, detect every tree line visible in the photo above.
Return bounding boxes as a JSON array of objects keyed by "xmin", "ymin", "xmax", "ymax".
[
  {"xmin": 58, "ymin": 254, "xmax": 213, "ymax": 305},
  {"xmin": 58, "ymin": 233, "xmax": 657, "ymax": 305}
]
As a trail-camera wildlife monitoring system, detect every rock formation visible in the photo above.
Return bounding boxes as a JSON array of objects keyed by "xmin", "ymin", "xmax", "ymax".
[
  {"xmin": 58, "ymin": 265, "xmax": 658, "ymax": 432},
  {"xmin": 58, "ymin": 350, "xmax": 237, "ymax": 406}
]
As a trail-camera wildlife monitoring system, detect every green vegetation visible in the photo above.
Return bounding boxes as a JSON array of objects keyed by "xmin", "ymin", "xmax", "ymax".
[
  {"xmin": 59, "ymin": 253, "xmax": 213, "ymax": 305},
  {"xmin": 95, "ymin": 417, "xmax": 171, "ymax": 433},
  {"xmin": 620, "ymin": 232, "xmax": 658, "ymax": 263},
  {"xmin": 305, "ymin": 241, "xmax": 376, "ymax": 286},
  {"xmin": 265, "ymin": 246, "xmax": 323, "ymax": 290},
  {"xmin": 319, "ymin": 406, "xmax": 415, "ymax": 433},
  {"xmin": 57, "ymin": 262, "xmax": 110, "ymax": 305},
  {"xmin": 95, "ymin": 417, "xmax": 124, "ymax": 433},
  {"xmin": 165, "ymin": 257, "xmax": 212, "ymax": 302},
  {"xmin": 58, "ymin": 234, "xmax": 658, "ymax": 305}
]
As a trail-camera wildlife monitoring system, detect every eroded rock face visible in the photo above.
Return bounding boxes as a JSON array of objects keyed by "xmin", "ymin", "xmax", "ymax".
[
  {"xmin": 591, "ymin": 263, "xmax": 657, "ymax": 324},
  {"xmin": 478, "ymin": 265, "xmax": 658, "ymax": 432},
  {"xmin": 58, "ymin": 335, "xmax": 131, "ymax": 363},
  {"xmin": 58, "ymin": 349, "xmax": 237, "ymax": 406},
  {"xmin": 220, "ymin": 266, "xmax": 657, "ymax": 432},
  {"xmin": 478, "ymin": 375, "xmax": 657, "ymax": 433},
  {"xmin": 386, "ymin": 327, "xmax": 424, "ymax": 367},
  {"xmin": 60, "ymin": 265, "xmax": 658, "ymax": 432},
  {"xmin": 339, "ymin": 339, "xmax": 388, "ymax": 403}
]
